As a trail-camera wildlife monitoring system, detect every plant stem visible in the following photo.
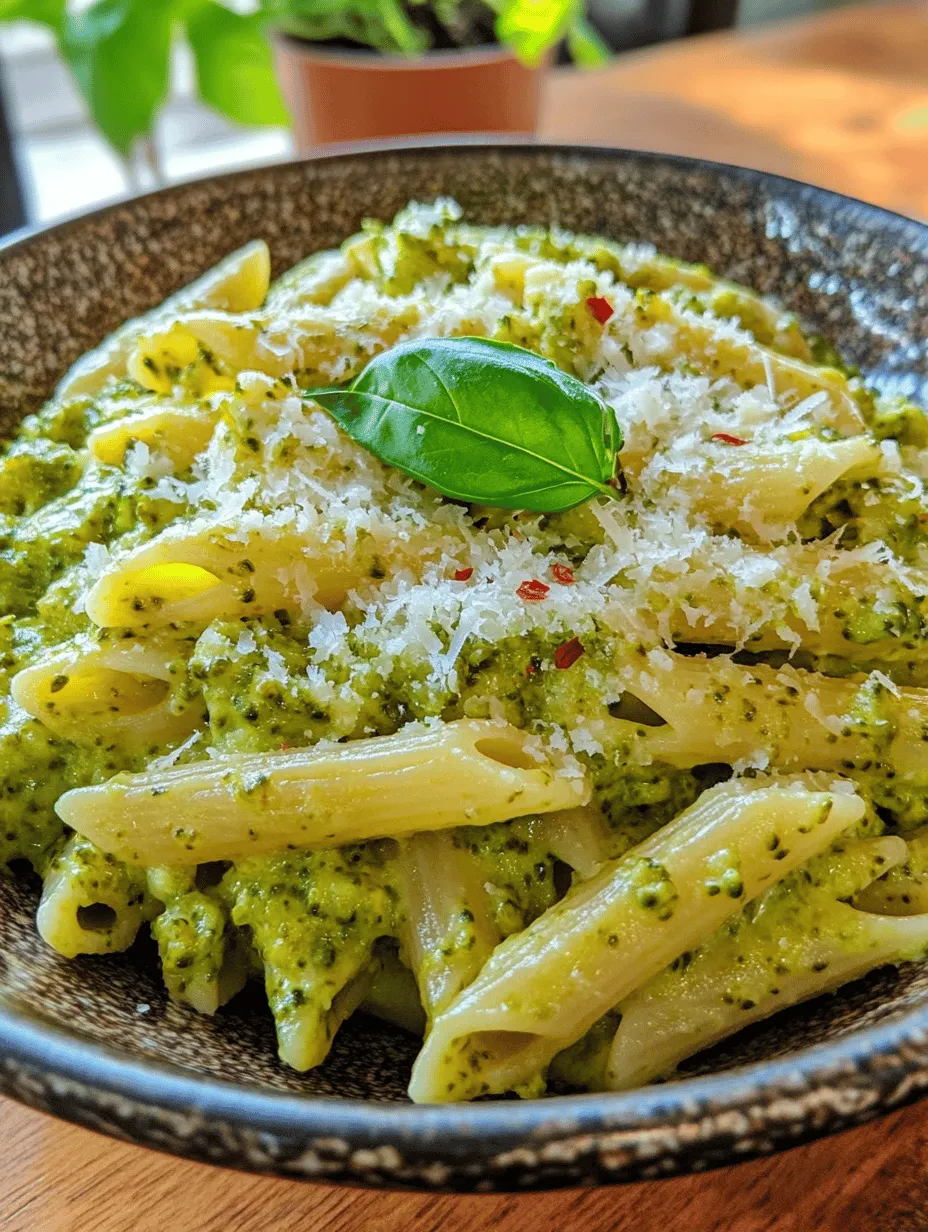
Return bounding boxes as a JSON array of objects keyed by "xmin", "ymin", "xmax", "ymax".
[{"xmin": 123, "ymin": 133, "xmax": 165, "ymax": 194}]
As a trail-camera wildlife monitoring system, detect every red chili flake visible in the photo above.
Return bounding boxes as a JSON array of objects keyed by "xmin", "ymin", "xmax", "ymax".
[
  {"xmin": 586, "ymin": 296, "xmax": 614, "ymax": 325},
  {"xmin": 524, "ymin": 663, "xmax": 537, "ymax": 677},
  {"xmin": 517, "ymin": 579, "xmax": 550, "ymax": 602},
  {"xmin": 552, "ymin": 563, "xmax": 575, "ymax": 586},
  {"xmin": 711, "ymin": 433, "xmax": 748, "ymax": 446},
  {"xmin": 554, "ymin": 637, "xmax": 584, "ymax": 669},
  {"xmin": 280, "ymin": 742, "xmax": 291, "ymax": 752},
  {"xmin": 453, "ymin": 567, "xmax": 474, "ymax": 581}
]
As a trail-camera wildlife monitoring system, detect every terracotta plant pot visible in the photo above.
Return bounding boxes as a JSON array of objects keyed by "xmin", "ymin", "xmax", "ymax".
[{"xmin": 273, "ymin": 36, "xmax": 546, "ymax": 149}]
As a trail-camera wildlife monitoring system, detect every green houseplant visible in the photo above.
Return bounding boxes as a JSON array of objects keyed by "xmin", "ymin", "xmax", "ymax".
[
  {"xmin": 262, "ymin": 0, "xmax": 608, "ymax": 64},
  {"xmin": 1, "ymin": 0, "xmax": 607, "ymax": 181},
  {"xmin": 264, "ymin": 0, "xmax": 609, "ymax": 147},
  {"xmin": 0, "ymin": 0, "xmax": 289, "ymax": 182}
]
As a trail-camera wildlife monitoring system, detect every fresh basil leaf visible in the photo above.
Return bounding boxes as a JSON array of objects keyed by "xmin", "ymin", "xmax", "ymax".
[
  {"xmin": 61, "ymin": 0, "xmax": 173, "ymax": 155},
  {"xmin": 310, "ymin": 336, "xmax": 622, "ymax": 513},
  {"xmin": 186, "ymin": 0, "xmax": 290, "ymax": 128}
]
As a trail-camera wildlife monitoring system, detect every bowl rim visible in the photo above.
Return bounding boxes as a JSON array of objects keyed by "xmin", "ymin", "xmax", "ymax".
[
  {"xmin": 1, "ymin": 139, "xmax": 927, "ymax": 1181},
  {"xmin": 3, "ymin": 134, "xmax": 927, "ymax": 254}
]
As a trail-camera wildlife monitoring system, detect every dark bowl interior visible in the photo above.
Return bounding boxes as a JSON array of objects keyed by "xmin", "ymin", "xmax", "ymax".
[{"xmin": 0, "ymin": 142, "xmax": 927, "ymax": 1191}]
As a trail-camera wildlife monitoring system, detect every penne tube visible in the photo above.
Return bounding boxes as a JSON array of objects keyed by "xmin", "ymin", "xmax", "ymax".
[
  {"xmin": 264, "ymin": 249, "xmax": 356, "ymax": 311},
  {"xmin": 55, "ymin": 719, "xmax": 590, "ymax": 865},
  {"xmin": 88, "ymin": 405, "xmax": 218, "ymax": 470},
  {"xmin": 82, "ymin": 511, "xmax": 449, "ymax": 631},
  {"xmin": 407, "ymin": 777, "xmax": 864, "ymax": 1103},
  {"xmin": 675, "ymin": 435, "xmax": 882, "ymax": 540},
  {"xmin": 660, "ymin": 547, "xmax": 928, "ymax": 665},
  {"xmin": 361, "ymin": 952, "xmax": 427, "ymax": 1036},
  {"xmin": 702, "ymin": 284, "xmax": 813, "ymax": 362},
  {"xmin": 616, "ymin": 652, "xmax": 928, "ymax": 784},
  {"xmin": 56, "ymin": 240, "xmax": 271, "ymax": 400},
  {"xmin": 526, "ymin": 805, "xmax": 612, "ymax": 880},
  {"xmin": 629, "ymin": 291, "xmax": 866, "ymax": 434},
  {"xmin": 37, "ymin": 833, "xmax": 154, "ymax": 958},
  {"xmin": 396, "ymin": 830, "xmax": 501, "ymax": 1024},
  {"xmin": 83, "ymin": 520, "xmax": 363, "ymax": 630},
  {"xmin": 151, "ymin": 884, "xmax": 248, "ymax": 1015},
  {"xmin": 226, "ymin": 845, "xmax": 399, "ymax": 1070},
  {"xmin": 854, "ymin": 826, "xmax": 928, "ymax": 916},
  {"xmin": 11, "ymin": 636, "xmax": 199, "ymax": 749},
  {"xmin": 605, "ymin": 836, "xmax": 928, "ymax": 1089},
  {"xmin": 273, "ymin": 959, "xmax": 378, "ymax": 1072},
  {"xmin": 127, "ymin": 311, "xmax": 271, "ymax": 396}
]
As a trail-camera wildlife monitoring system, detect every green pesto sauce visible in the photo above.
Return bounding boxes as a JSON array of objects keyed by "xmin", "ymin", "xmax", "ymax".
[
  {"xmin": 591, "ymin": 759, "xmax": 705, "ymax": 858},
  {"xmin": 798, "ymin": 474, "xmax": 928, "ymax": 565},
  {"xmin": 0, "ymin": 713, "xmax": 113, "ymax": 867},
  {"xmin": 344, "ymin": 206, "xmax": 478, "ymax": 297},
  {"xmin": 451, "ymin": 817, "xmax": 561, "ymax": 938},
  {"xmin": 0, "ymin": 438, "xmax": 83, "ymax": 517},
  {"xmin": 548, "ymin": 1010, "xmax": 620, "ymax": 1093},
  {"xmin": 0, "ymin": 465, "xmax": 187, "ymax": 616},
  {"xmin": 224, "ymin": 843, "xmax": 399, "ymax": 1056},
  {"xmin": 151, "ymin": 885, "xmax": 245, "ymax": 1008},
  {"xmin": 191, "ymin": 618, "xmax": 390, "ymax": 754}
]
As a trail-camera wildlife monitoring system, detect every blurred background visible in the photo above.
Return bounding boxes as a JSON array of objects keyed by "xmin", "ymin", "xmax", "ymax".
[{"xmin": 0, "ymin": 0, "xmax": 923, "ymax": 232}]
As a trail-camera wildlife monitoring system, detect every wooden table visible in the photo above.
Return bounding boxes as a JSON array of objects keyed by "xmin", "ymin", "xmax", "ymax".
[
  {"xmin": 3, "ymin": 4, "xmax": 928, "ymax": 1228},
  {"xmin": 542, "ymin": 0, "xmax": 928, "ymax": 218}
]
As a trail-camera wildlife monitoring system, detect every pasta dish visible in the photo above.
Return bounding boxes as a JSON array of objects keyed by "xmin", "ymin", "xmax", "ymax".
[{"xmin": 5, "ymin": 199, "xmax": 928, "ymax": 1102}]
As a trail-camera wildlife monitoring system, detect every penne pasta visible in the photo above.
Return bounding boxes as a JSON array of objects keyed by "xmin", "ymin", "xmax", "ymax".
[
  {"xmin": 3, "ymin": 200, "xmax": 928, "ymax": 1097},
  {"xmin": 88, "ymin": 405, "xmax": 218, "ymax": 470},
  {"xmin": 396, "ymin": 830, "xmax": 501, "ymax": 1023},
  {"xmin": 606, "ymin": 837, "xmax": 928, "ymax": 1089},
  {"xmin": 608, "ymin": 649, "xmax": 928, "ymax": 791},
  {"xmin": 37, "ymin": 833, "xmax": 154, "ymax": 958},
  {"xmin": 83, "ymin": 520, "xmax": 361, "ymax": 629},
  {"xmin": 11, "ymin": 636, "xmax": 199, "ymax": 750},
  {"xmin": 672, "ymin": 435, "xmax": 883, "ymax": 540},
  {"xmin": 127, "ymin": 312, "xmax": 273, "ymax": 396},
  {"xmin": 226, "ymin": 844, "xmax": 398, "ymax": 1070},
  {"xmin": 148, "ymin": 867, "xmax": 248, "ymax": 1015},
  {"xmin": 854, "ymin": 826, "xmax": 928, "ymax": 916},
  {"xmin": 628, "ymin": 290, "xmax": 866, "ymax": 433},
  {"xmin": 55, "ymin": 719, "xmax": 589, "ymax": 865},
  {"xmin": 408, "ymin": 777, "xmax": 864, "ymax": 1102},
  {"xmin": 56, "ymin": 240, "xmax": 271, "ymax": 400},
  {"xmin": 361, "ymin": 952, "xmax": 427, "ymax": 1035},
  {"xmin": 525, "ymin": 806, "xmax": 612, "ymax": 881}
]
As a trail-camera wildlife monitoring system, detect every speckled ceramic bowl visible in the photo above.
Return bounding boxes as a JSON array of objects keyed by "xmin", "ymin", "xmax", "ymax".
[{"xmin": 0, "ymin": 142, "xmax": 927, "ymax": 1191}]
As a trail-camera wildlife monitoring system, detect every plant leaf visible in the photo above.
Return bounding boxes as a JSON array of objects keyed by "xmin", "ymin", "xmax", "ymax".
[
  {"xmin": 496, "ymin": 0, "xmax": 575, "ymax": 64},
  {"xmin": 259, "ymin": 0, "xmax": 428, "ymax": 55},
  {"xmin": 0, "ymin": 0, "xmax": 65, "ymax": 29},
  {"xmin": 310, "ymin": 336, "xmax": 622, "ymax": 513},
  {"xmin": 566, "ymin": 14, "xmax": 610, "ymax": 66},
  {"xmin": 61, "ymin": 0, "xmax": 174, "ymax": 155},
  {"xmin": 186, "ymin": 1, "xmax": 290, "ymax": 127}
]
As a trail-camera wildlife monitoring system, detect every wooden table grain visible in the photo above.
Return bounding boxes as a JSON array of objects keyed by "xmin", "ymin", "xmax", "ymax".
[{"xmin": 3, "ymin": 5, "xmax": 928, "ymax": 1228}]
